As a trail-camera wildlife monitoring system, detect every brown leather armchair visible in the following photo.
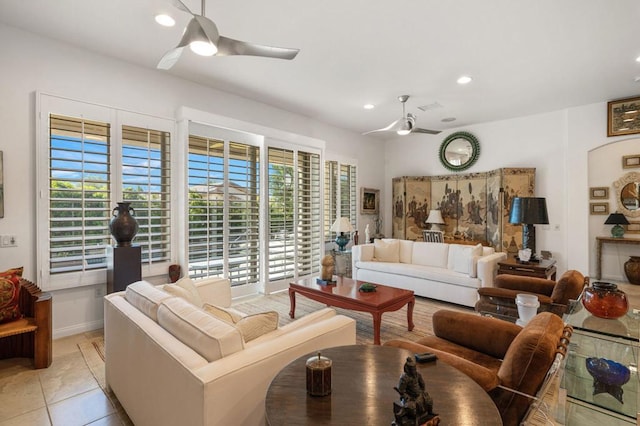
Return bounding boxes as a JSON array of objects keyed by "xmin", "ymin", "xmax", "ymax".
[
  {"xmin": 475, "ymin": 269, "xmax": 588, "ymax": 318},
  {"xmin": 384, "ymin": 310, "xmax": 572, "ymax": 426}
]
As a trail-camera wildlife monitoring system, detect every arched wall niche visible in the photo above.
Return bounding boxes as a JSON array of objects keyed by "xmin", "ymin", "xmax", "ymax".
[{"xmin": 587, "ymin": 137, "xmax": 640, "ymax": 282}]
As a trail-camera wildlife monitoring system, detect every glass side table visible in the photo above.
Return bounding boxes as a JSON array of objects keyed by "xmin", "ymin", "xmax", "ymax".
[{"xmin": 562, "ymin": 295, "xmax": 640, "ymax": 425}]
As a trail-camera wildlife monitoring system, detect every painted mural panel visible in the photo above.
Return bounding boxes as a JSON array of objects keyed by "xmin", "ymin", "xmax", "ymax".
[
  {"xmin": 457, "ymin": 173, "xmax": 488, "ymax": 242},
  {"xmin": 501, "ymin": 168, "xmax": 536, "ymax": 257},
  {"xmin": 392, "ymin": 177, "xmax": 405, "ymax": 239},
  {"xmin": 403, "ymin": 177, "xmax": 430, "ymax": 241}
]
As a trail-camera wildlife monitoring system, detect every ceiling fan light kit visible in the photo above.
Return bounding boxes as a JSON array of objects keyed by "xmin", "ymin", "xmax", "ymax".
[{"xmin": 157, "ymin": 0, "xmax": 300, "ymax": 69}]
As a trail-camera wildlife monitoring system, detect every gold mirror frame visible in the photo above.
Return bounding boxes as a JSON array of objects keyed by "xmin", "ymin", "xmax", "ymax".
[{"xmin": 613, "ymin": 171, "xmax": 640, "ymax": 217}]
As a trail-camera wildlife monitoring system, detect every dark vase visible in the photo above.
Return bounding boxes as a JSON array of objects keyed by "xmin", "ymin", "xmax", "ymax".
[
  {"xmin": 109, "ymin": 202, "xmax": 139, "ymax": 247},
  {"xmin": 582, "ymin": 281, "xmax": 629, "ymax": 319},
  {"xmin": 624, "ymin": 256, "xmax": 640, "ymax": 285}
]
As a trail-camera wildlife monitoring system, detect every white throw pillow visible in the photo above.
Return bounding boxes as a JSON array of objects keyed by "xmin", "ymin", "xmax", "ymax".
[
  {"xmin": 450, "ymin": 244, "xmax": 483, "ymax": 275},
  {"xmin": 203, "ymin": 303, "xmax": 247, "ymax": 323},
  {"xmin": 175, "ymin": 277, "xmax": 204, "ymax": 307},
  {"xmin": 234, "ymin": 312, "xmax": 279, "ymax": 342},
  {"xmin": 164, "ymin": 284, "xmax": 196, "ymax": 305},
  {"xmin": 373, "ymin": 239, "xmax": 400, "ymax": 263},
  {"xmin": 125, "ymin": 281, "xmax": 172, "ymax": 322}
]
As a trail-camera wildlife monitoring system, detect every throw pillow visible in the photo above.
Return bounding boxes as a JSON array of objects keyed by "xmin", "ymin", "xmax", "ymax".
[
  {"xmin": 234, "ymin": 311, "xmax": 279, "ymax": 342},
  {"xmin": 0, "ymin": 267, "xmax": 24, "ymax": 324},
  {"xmin": 203, "ymin": 303, "xmax": 247, "ymax": 323},
  {"xmin": 373, "ymin": 239, "xmax": 400, "ymax": 263},
  {"xmin": 175, "ymin": 277, "xmax": 204, "ymax": 307},
  {"xmin": 450, "ymin": 244, "xmax": 483, "ymax": 275},
  {"xmin": 163, "ymin": 284, "xmax": 196, "ymax": 304}
]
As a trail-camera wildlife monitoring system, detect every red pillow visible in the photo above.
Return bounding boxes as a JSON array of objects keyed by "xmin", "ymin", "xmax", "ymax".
[{"xmin": 0, "ymin": 267, "xmax": 24, "ymax": 324}]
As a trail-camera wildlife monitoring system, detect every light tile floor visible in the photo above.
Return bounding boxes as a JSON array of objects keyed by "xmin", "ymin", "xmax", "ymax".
[{"xmin": 0, "ymin": 329, "xmax": 131, "ymax": 426}]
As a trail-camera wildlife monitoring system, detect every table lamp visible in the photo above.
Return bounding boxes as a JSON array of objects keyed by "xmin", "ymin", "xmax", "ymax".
[
  {"xmin": 330, "ymin": 217, "xmax": 354, "ymax": 251},
  {"xmin": 425, "ymin": 209, "xmax": 445, "ymax": 231},
  {"xmin": 604, "ymin": 212, "xmax": 629, "ymax": 238},
  {"xmin": 509, "ymin": 197, "xmax": 549, "ymax": 261}
]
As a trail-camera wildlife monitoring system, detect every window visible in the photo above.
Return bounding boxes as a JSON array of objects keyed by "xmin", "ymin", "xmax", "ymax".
[
  {"xmin": 267, "ymin": 147, "xmax": 321, "ymax": 284},
  {"xmin": 187, "ymin": 134, "xmax": 261, "ymax": 288},
  {"xmin": 324, "ymin": 160, "xmax": 357, "ymax": 241},
  {"xmin": 38, "ymin": 95, "xmax": 174, "ymax": 290}
]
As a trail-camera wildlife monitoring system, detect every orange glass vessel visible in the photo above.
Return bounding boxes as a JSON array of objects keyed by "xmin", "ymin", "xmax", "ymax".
[{"xmin": 582, "ymin": 282, "xmax": 629, "ymax": 319}]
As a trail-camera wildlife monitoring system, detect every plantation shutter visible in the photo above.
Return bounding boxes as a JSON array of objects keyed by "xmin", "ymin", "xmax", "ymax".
[
  {"xmin": 324, "ymin": 161, "xmax": 338, "ymax": 241},
  {"xmin": 340, "ymin": 164, "xmax": 357, "ymax": 229},
  {"xmin": 48, "ymin": 114, "xmax": 111, "ymax": 274},
  {"xmin": 297, "ymin": 151, "xmax": 321, "ymax": 276},
  {"xmin": 121, "ymin": 125, "xmax": 171, "ymax": 265}
]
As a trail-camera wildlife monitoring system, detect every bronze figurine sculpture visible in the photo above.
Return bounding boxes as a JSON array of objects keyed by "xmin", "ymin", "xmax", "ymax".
[{"xmin": 392, "ymin": 357, "xmax": 439, "ymax": 426}]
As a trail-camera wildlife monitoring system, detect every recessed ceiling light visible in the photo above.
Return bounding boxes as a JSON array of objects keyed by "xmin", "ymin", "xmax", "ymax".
[
  {"xmin": 636, "ymin": 55, "xmax": 640, "ymax": 63},
  {"xmin": 363, "ymin": 104, "xmax": 375, "ymax": 110},
  {"xmin": 155, "ymin": 14, "xmax": 176, "ymax": 27},
  {"xmin": 457, "ymin": 76, "xmax": 472, "ymax": 85},
  {"xmin": 441, "ymin": 117, "xmax": 456, "ymax": 123}
]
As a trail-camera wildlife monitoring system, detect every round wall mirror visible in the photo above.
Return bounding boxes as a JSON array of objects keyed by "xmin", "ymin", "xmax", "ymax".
[
  {"xmin": 614, "ymin": 171, "xmax": 640, "ymax": 217},
  {"xmin": 439, "ymin": 131, "xmax": 480, "ymax": 172}
]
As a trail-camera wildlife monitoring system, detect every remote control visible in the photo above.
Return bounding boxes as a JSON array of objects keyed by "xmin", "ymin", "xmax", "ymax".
[{"xmin": 415, "ymin": 352, "xmax": 437, "ymax": 363}]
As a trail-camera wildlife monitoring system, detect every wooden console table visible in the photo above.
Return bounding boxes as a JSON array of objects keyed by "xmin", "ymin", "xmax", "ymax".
[{"xmin": 595, "ymin": 236, "xmax": 640, "ymax": 280}]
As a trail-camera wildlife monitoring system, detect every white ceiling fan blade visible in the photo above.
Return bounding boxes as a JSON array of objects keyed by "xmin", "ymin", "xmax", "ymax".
[
  {"xmin": 194, "ymin": 15, "xmax": 220, "ymax": 45},
  {"xmin": 168, "ymin": 0, "xmax": 194, "ymax": 15},
  {"xmin": 362, "ymin": 118, "xmax": 402, "ymax": 135},
  {"xmin": 157, "ymin": 46, "xmax": 185, "ymax": 69},
  {"xmin": 217, "ymin": 36, "xmax": 299, "ymax": 59},
  {"xmin": 412, "ymin": 128, "xmax": 442, "ymax": 135}
]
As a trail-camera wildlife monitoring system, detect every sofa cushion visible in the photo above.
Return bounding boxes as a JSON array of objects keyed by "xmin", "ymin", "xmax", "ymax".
[
  {"xmin": 373, "ymin": 239, "xmax": 399, "ymax": 262},
  {"xmin": 125, "ymin": 281, "xmax": 172, "ymax": 322},
  {"xmin": 0, "ymin": 267, "xmax": 23, "ymax": 324},
  {"xmin": 356, "ymin": 261, "xmax": 481, "ymax": 289},
  {"xmin": 157, "ymin": 297, "xmax": 244, "ymax": 362},
  {"xmin": 411, "ymin": 242, "xmax": 449, "ymax": 268},
  {"xmin": 448, "ymin": 244, "xmax": 483, "ymax": 275}
]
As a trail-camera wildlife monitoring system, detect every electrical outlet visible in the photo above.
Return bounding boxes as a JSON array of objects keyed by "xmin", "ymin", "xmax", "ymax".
[{"xmin": 0, "ymin": 235, "xmax": 17, "ymax": 247}]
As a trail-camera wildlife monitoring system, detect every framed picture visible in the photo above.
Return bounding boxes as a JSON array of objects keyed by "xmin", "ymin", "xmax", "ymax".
[
  {"xmin": 589, "ymin": 187, "xmax": 609, "ymax": 199},
  {"xmin": 608, "ymin": 96, "xmax": 640, "ymax": 137},
  {"xmin": 626, "ymin": 220, "xmax": 640, "ymax": 234},
  {"xmin": 622, "ymin": 154, "xmax": 640, "ymax": 169},
  {"xmin": 590, "ymin": 202, "xmax": 609, "ymax": 215},
  {"xmin": 360, "ymin": 187, "xmax": 379, "ymax": 215}
]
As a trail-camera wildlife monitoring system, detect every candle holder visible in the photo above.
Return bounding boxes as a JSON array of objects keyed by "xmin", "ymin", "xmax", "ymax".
[{"xmin": 306, "ymin": 352, "xmax": 332, "ymax": 396}]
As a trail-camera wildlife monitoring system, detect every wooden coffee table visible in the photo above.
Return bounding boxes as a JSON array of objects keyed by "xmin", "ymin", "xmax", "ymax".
[
  {"xmin": 265, "ymin": 345, "xmax": 503, "ymax": 425},
  {"xmin": 289, "ymin": 276, "xmax": 415, "ymax": 345}
]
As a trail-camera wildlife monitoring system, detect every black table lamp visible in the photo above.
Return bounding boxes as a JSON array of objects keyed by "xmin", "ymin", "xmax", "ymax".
[
  {"xmin": 509, "ymin": 197, "xmax": 549, "ymax": 261},
  {"xmin": 604, "ymin": 212, "xmax": 629, "ymax": 238}
]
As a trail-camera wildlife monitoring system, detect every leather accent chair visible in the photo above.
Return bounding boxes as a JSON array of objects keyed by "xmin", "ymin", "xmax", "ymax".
[
  {"xmin": 384, "ymin": 310, "xmax": 572, "ymax": 426},
  {"xmin": 475, "ymin": 269, "xmax": 588, "ymax": 318}
]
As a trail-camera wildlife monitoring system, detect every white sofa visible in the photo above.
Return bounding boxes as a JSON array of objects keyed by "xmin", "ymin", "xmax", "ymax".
[
  {"xmin": 104, "ymin": 277, "xmax": 356, "ymax": 426},
  {"xmin": 352, "ymin": 239, "xmax": 507, "ymax": 307}
]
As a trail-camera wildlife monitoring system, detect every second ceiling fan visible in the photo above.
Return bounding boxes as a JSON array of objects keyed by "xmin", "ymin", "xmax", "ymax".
[{"xmin": 363, "ymin": 95, "xmax": 441, "ymax": 136}]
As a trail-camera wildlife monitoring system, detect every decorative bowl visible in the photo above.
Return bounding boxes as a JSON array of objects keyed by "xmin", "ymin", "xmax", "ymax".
[
  {"xmin": 585, "ymin": 357, "xmax": 630, "ymax": 403},
  {"xmin": 582, "ymin": 281, "xmax": 629, "ymax": 319}
]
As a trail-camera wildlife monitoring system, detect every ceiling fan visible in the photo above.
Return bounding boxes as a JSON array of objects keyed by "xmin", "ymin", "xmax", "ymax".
[
  {"xmin": 363, "ymin": 95, "xmax": 441, "ymax": 136},
  {"xmin": 157, "ymin": 0, "xmax": 300, "ymax": 70}
]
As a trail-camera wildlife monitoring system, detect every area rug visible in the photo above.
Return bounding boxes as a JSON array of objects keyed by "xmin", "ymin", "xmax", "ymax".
[{"xmin": 234, "ymin": 291, "xmax": 471, "ymax": 345}]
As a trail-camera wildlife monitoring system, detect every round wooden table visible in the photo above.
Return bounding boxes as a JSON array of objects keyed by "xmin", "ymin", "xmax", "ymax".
[{"xmin": 265, "ymin": 345, "xmax": 503, "ymax": 425}]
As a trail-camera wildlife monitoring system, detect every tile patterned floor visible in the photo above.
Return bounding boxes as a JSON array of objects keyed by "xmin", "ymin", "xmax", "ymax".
[{"xmin": 0, "ymin": 330, "xmax": 130, "ymax": 426}]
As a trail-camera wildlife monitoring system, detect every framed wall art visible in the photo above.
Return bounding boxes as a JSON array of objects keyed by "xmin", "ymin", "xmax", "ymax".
[
  {"xmin": 622, "ymin": 154, "xmax": 640, "ymax": 169},
  {"xmin": 360, "ymin": 187, "xmax": 379, "ymax": 215},
  {"xmin": 608, "ymin": 96, "xmax": 640, "ymax": 137},
  {"xmin": 590, "ymin": 202, "xmax": 609, "ymax": 215},
  {"xmin": 626, "ymin": 220, "xmax": 640, "ymax": 234},
  {"xmin": 589, "ymin": 187, "xmax": 609, "ymax": 199}
]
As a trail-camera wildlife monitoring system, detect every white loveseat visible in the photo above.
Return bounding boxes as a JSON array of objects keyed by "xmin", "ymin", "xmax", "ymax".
[
  {"xmin": 104, "ymin": 278, "xmax": 356, "ymax": 426},
  {"xmin": 352, "ymin": 239, "xmax": 507, "ymax": 307}
]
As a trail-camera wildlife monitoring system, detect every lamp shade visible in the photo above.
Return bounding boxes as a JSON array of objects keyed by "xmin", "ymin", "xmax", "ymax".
[
  {"xmin": 330, "ymin": 217, "xmax": 354, "ymax": 233},
  {"xmin": 509, "ymin": 197, "xmax": 549, "ymax": 225},
  {"xmin": 425, "ymin": 209, "xmax": 445, "ymax": 225},
  {"xmin": 604, "ymin": 213, "xmax": 630, "ymax": 225}
]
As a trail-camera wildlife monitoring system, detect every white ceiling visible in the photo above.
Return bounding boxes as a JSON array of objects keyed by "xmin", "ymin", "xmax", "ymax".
[{"xmin": 1, "ymin": 0, "xmax": 640, "ymax": 136}]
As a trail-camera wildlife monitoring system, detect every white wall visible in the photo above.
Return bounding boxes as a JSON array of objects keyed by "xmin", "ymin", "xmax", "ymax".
[{"xmin": 0, "ymin": 24, "xmax": 384, "ymax": 337}]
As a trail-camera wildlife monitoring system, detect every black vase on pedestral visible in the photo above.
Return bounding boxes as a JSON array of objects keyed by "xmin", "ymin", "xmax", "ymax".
[{"xmin": 109, "ymin": 202, "xmax": 139, "ymax": 247}]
